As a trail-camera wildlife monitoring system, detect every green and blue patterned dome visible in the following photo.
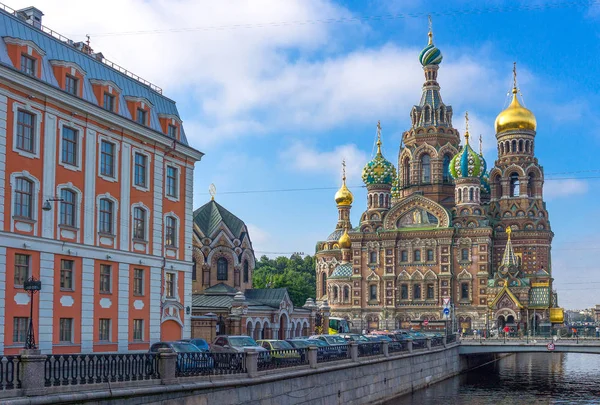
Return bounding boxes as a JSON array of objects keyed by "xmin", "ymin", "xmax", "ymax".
[
  {"xmin": 449, "ymin": 134, "xmax": 487, "ymax": 179},
  {"xmin": 362, "ymin": 133, "xmax": 397, "ymax": 186},
  {"xmin": 419, "ymin": 31, "xmax": 443, "ymax": 66}
]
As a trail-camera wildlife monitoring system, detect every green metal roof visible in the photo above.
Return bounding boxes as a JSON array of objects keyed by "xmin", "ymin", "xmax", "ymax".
[
  {"xmin": 244, "ymin": 288, "xmax": 289, "ymax": 309},
  {"xmin": 330, "ymin": 263, "xmax": 353, "ymax": 279},
  {"xmin": 203, "ymin": 283, "xmax": 239, "ymax": 296},
  {"xmin": 192, "ymin": 294, "xmax": 234, "ymax": 309},
  {"xmin": 193, "ymin": 200, "xmax": 246, "ymax": 238}
]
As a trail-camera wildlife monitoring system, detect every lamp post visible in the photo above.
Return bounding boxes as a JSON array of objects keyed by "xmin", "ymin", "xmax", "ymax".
[{"xmin": 23, "ymin": 277, "xmax": 42, "ymax": 350}]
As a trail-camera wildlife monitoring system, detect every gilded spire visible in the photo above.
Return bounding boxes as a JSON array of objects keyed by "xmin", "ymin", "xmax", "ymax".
[
  {"xmin": 479, "ymin": 134, "xmax": 483, "ymax": 155},
  {"xmin": 376, "ymin": 120, "xmax": 382, "ymax": 155},
  {"xmin": 500, "ymin": 226, "xmax": 518, "ymax": 268},
  {"xmin": 494, "ymin": 62, "xmax": 537, "ymax": 133},
  {"xmin": 464, "ymin": 111, "xmax": 469, "ymax": 144},
  {"xmin": 428, "ymin": 15, "xmax": 433, "ymax": 45},
  {"xmin": 209, "ymin": 183, "xmax": 216, "ymax": 201},
  {"xmin": 512, "ymin": 61, "xmax": 518, "ymax": 94},
  {"xmin": 334, "ymin": 159, "xmax": 353, "ymax": 206}
]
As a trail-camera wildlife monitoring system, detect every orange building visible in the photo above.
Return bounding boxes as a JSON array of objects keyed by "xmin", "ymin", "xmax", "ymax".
[{"xmin": 0, "ymin": 5, "xmax": 203, "ymax": 354}]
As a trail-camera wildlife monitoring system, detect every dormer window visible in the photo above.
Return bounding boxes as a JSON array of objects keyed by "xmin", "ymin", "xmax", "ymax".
[
  {"xmin": 158, "ymin": 114, "xmax": 182, "ymax": 141},
  {"xmin": 65, "ymin": 74, "xmax": 78, "ymax": 96},
  {"xmin": 20, "ymin": 54, "xmax": 36, "ymax": 76},
  {"xmin": 136, "ymin": 108, "xmax": 147, "ymax": 125},
  {"xmin": 103, "ymin": 93, "xmax": 115, "ymax": 112},
  {"xmin": 168, "ymin": 124, "xmax": 177, "ymax": 139},
  {"xmin": 91, "ymin": 80, "xmax": 121, "ymax": 113}
]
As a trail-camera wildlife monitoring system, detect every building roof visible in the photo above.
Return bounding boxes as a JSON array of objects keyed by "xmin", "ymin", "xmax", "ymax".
[
  {"xmin": 193, "ymin": 200, "xmax": 246, "ymax": 238},
  {"xmin": 329, "ymin": 263, "xmax": 353, "ymax": 279},
  {"xmin": 0, "ymin": 7, "xmax": 189, "ymax": 145},
  {"xmin": 192, "ymin": 294, "xmax": 234, "ymax": 309},
  {"xmin": 202, "ymin": 283, "xmax": 239, "ymax": 296},
  {"xmin": 244, "ymin": 288, "xmax": 289, "ymax": 309}
]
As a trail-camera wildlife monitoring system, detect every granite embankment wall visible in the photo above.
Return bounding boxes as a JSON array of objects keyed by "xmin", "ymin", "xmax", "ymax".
[{"xmin": 6, "ymin": 342, "xmax": 498, "ymax": 405}]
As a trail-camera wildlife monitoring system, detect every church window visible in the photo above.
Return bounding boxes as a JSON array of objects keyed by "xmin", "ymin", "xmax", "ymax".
[
  {"xmin": 511, "ymin": 140, "xmax": 516, "ymax": 152},
  {"xmin": 518, "ymin": 140, "xmax": 523, "ymax": 152},
  {"xmin": 243, "ymin": 260, "xmax": 249, "ymax": 283},
  {"xmin": 333, "ymin": 286, "xmax": 338, "ymax": 301},
  {"xmin": 424, "ymin": 106, "xmax": 431, "ymax": 122},
  {"xmin": 413, "ymin": 284, "xmax": 421, "ymax": 299},
  {"xmin": 443, "ymin": 155, "xmax": 451, "ymax": 183},
  {"xmin": 510, "ymin": 173, "xmax": 520, "ymax": 197},
  {"xmin": 321, "ymin": 273, "xmax": 327, "ymax": 296},
  {"xmin": 427, "ymin": 284, "xmax": 435, "ymax": 299},
  {"xmin": 217, "ymin": 257, "xmax": 228, "ymax": 281},
  {"xmin": 527, "ymin": 173, "xmax": 535, "ymax": 197},
  {"xmin": 344, "ymin": 286, "xmax": 350, "ymax": 302},
  {"xmin": 369, "ymin": 194, "xmax": 373, "ymax": 208},
  {"xmin": 401, "ymin": 284, "xmax": 408, "ymax": 299},
  {"xmin": 370, "ymin": 251, "xmax": 377, "ymax": 263},
  {"xmin": 439, "ymin": 107, "xmax": 445, "ymax": 123},
  {"xmin": 460, "ymin": 282, "xmax": 469, "ymax": 300},
  {"xmin": 403, "ymin": 158, "xmax": 411, "ymax": 187},
  {"xmin": 400, "ymin": 250, "xmax": 408, "ymax": 262},
  {"xmin": 457, "ymin": 188, "xmax": 462, "ymax": 203},
  {"xmin": 469, "ymin": 188, "xmax": 474, "ymax": 201},
  {"xmin": 385, "ymin": 194, "xmax": 389, "ymax": 207},
  {"xmin": 369, "ymin": 285, "xmax": 377, "ymax": 301},
  {"xmin": 461, "ymin": 248, "xmax": 469, "ymax": 261},
  {"xmin": 427, "ymin": 249, "xmax": 434, "ymax": 261},
  {"xmin": 414, "ymin": 250, "xmax": 421, "ymax": 262},
  {"xmin": 421, "ymin": 154, "xmax": 431, "ymax": 183},
  {"xmin": 379, "ymin": 194, "xmax": 384, "ymax": 207}
]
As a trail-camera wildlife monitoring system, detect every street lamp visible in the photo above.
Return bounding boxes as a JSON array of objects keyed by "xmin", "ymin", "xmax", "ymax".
[
  {"xmin": 23, "ymin": 277, "xmax": 42, "ymax": 350},
  {"xmin": 42, "ymin": 197, "xmax": 64, "ymax": 211}
]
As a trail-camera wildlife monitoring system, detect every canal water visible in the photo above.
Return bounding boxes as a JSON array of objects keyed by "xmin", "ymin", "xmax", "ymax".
[{"xmin": 386, "ymin": 353, "xmax": 600, "ymax": 405}]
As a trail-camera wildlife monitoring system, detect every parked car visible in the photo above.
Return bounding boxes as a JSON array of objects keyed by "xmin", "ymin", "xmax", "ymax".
[
  {"xmin": 179, "ymin": 338, "xmax": 210, "ymax": 352},
  {"xmin": 211, "ymin": 335, "xmax": 268, "ymax": 354},
  {"xmin": 286, "ymin": 339, "xmax": 311, "ymax": 349},
  {"xmin": 339, "ymin": 333, "xmax": 370, "ymax": 343},
  {"xmin": 149, "ymin": 341, "xmax": 212, "ymax": 371},
  {"xmin": 258, "ymin": 339, "xmax": 301, "ymax": 363},
  {"xmin": 309, "ymin": 334, "xmax": 348, "ymax": 359},
  {"xmin": 149, "ymin": 341, "xmax": 202, "ymax": 353}
]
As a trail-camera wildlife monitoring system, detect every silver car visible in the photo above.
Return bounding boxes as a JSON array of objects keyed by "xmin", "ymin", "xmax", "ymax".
[{"xmin": 210, "ymin": 335, "xmax": 268, "ymax": 354}]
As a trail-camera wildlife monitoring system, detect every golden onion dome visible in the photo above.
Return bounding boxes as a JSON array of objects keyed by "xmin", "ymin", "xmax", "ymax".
[
  {"xmin": 335, "ymin": 160, "xmax": 354, "ymax": 206},
  {"xmin": 495, "ymin": 87, "xmax": 537, "ymax": 134},
  {"xmin": 338, "ymin": 228, "xmax": 351, "ymax": 249}
]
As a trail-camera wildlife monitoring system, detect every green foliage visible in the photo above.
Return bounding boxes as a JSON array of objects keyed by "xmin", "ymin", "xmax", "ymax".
[{"xmin": 252, "ymin": 254, "xmax": 316, "ymax": 307}]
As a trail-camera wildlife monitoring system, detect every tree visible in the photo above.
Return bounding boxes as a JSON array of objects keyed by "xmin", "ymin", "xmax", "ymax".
[{"xmin": 253, "ymin": 254, "xmax": 316, "ymax": 307}]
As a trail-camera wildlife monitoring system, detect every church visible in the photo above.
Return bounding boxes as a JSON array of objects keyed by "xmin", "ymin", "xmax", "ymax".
[{"xmin": 316, "ymin": 25, "xmax": 561, "ymax": 335}]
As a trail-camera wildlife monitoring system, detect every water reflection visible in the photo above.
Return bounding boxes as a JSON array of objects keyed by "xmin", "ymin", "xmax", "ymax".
[{"xmin": 386, "ymin": 353, "xmax": 600, "ymax": 405}]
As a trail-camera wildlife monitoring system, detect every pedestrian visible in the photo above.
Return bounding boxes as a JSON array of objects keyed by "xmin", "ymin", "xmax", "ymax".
[{"xmin": 595, "ymin": 326, "xmax": 599, "ymax": 338}]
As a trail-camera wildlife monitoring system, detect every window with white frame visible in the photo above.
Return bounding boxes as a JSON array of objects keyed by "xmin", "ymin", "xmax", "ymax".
[
  {"xmin": 166, "ymin": 166, "xmax": 178, "ymax": 198},
  {"xmin": 133, "ymin": 207, "xmax": 146, "ymax": 240},
  {"xmin": 60, "ymin": 259, "xmax": 74, "ymax": 290},
  {"xmin": 98, "ymin": 318, "xmax": 111, "ymax": 341},
  {"xmin": 16, "ymin": 109, "xmax": 35, "ymax": 153},
  {"xmin": 165, "ymin": 216, "xmax": 177, "ymax": 247},
  {"xmin": 59, "ymin": 189, "xmax": 76, "ymax": 227},
  {"xmin": 100, "ymin": 140, "xmax": 116, "ymax": 178},
  {"xmin": 99, "ymin": 264, "xmax": 111, "ymax": 293},
  {"xmin": 14, "ymin": 177, "xmax": 33, "ymax": 218},
  {"xmin": 14, "ymin": 253, "xmax": 30, "ymax": 287},
  {"xmin": 165, "ymin": 273, "xmax": 175, "ymax": 298},
  {"xmin": 103, "ymin": 93, "xmax": 115, "ymax": 112},
  {"xmin": 20, "ymin": 54, "xmax": 36, "ymax": 76},
  {"xmin": 168, "ymin": 124, "xmax": 177, "ymax": 139},
  {"xmin": 59, "ymin": 318, "xmax": 73, "ymax": 343},
  {"xmin": 13, "ymin": 317, "xmax": 28, "ymax": 343},
  {"xmin": 133, "ymin": 319, "xmax": 143, "ymax": 341},
  {"xmin": 136, "ymin": 108, "xmax": 147, "ymax": 125},
  {"xmin": 65, "ymin": 74, "xmax": 78, "ymax": 96},
  {"xmin": 61, "ymin": 126, "xmax": 78, "ymax": 166},
  {"xmin": 134, "ymin": 152, "xmax": 148, "ymax": 188},
  {"xmin": 99, "ymin": 198, "xmax": 114, "ymax": 234},
  {"xmin": 133, "ymin": 268, "xmax": 144, "ymax": 296}
]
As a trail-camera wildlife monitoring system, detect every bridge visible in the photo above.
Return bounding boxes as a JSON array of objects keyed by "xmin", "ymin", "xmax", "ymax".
[{"xmin": 460, "ymin": 337, "xmax": 600, "ymax": 355}]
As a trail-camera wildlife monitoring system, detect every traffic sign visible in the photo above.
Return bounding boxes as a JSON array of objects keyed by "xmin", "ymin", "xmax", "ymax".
[
  {"xmin": 423, "ymin": 319, "xmax": 429, "ymax": 326},
  {"xmin": 443, "ymin": 298, "xmax": 450, "ymax": 306},
  {"xmin": 547, "ymin": 342, "xmax": 555, "ymax": 351},
  {"xmin": 443, "ymin": 308, "xmax": 450, "ymax": 315}
]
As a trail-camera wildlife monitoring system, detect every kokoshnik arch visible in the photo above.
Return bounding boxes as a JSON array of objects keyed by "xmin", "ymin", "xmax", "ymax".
[{"xmin": 316, "ymin": 23, "xmax": 562, "ymax": 334}]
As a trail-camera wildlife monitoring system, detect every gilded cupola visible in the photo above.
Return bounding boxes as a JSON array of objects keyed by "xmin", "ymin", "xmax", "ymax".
[
  {"xmin": 338, "ymin": 227, "xmax": 351, "ymax": 249},
  {"xmin": 495, "ymin": 63, "xmax": 537, "ymax": 134},
  {"xmin": 334, "ymin": 160, "xmax": 354, "ymax": 206}
]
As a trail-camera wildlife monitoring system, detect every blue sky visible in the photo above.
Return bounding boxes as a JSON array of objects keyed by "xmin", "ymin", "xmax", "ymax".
[{"xmin": 13, "ymin": 0, "xmax": 600, "ymax": 309}]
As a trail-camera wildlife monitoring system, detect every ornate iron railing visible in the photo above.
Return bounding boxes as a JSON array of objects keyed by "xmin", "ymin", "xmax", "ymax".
[
  {"xmin": 257, "ymin": 349, "xmax": 308, "ymax": 371},
  {"xmin": 44, "ymin": 353, "xmax": 159, "ymax": 387},
  {"xmin": 0, "ymin": 356, "xmax": 21, "ymax": 390},
  {"xmin": 317, "ymin": 344, "xmax": 349, "ymax": 363},
  {"xmin": 446, "ymin": 334, "xmax": 457, "ymax": 344},
  {"xmin": 358, "ymin": 342, "xmax": 383, "ymax": 357},
  {"xmin": 175, "ymin": 352, "xmax": 246, "ymax": 377},
  {"xmin": 412, "ymin": 338, "xmax": 427, "ymax": 349},
  {"xmin": 388, "ymin": 341, "xmax": 407, "ymax": 353},
  {"xmin": 431, "ymin": 337, "xmax": 444, "ymax": 347}
]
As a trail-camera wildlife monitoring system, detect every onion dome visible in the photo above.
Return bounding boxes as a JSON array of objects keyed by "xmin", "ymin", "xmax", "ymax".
[
  {"xmin": 495, "ymin": 64, "xmax": 536, "ymax": 133},
  {"xmin": 338, "ymin": 228, "xmax": 351, "ymax": 249},
  {"xmin": 334, "ymin": 161, "xmax": 354, "ymax": 206},
  {"xmin": 449, "ymin": 113, "xmax": 487, "ymax": 179},
  {"xmin": 480, "ymin": 173, "xmax": 491, "ymax": 194},
  {"xmin": 362, "ymin": 122, "xmax": 397, "ymax": 186},
  {"xmin": 418, "ymin": 29, "xmax": 443, "ymax": 66}
]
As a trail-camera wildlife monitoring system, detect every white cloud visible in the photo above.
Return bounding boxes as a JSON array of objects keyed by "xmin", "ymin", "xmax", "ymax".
[
  {"xmin": 280, "ymin": 142, "xmax": 369, "ymax": 183},
  {"xmin": 544, "ymin": 179, "xmax": 588, "ymax": 200}
]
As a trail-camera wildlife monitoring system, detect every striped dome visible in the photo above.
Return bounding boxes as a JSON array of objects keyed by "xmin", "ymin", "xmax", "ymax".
[
  {"xmin": 449, "ymin": 140, "xmax": 486, "ymax": 179},
  {"xmin": 419, "ymin": 42, "xmax": 443, "ymax": 66},
  {"xmin": 362, "ymin": 152, "xmax": 397, "ymax": 186}
]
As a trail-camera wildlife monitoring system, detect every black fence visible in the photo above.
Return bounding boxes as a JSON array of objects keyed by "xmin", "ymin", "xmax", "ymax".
[
  {"xmin": 431, "ymin": 337, "xmax": 444, "ymax": 347},
  {"xmin": 388, "ymin": 341, "xmax": 407, "ymax": 354},
  {"xmin": 317, "ymin": 344, "xmax": 350, "ymax": 363},
  {"xmin": 446, "ymin": 334, "xmax": 457, "ymax": 344},
  {"xmin": 0, "ymin": 356, "xmax": 21, "ymax": 390},
  {"xmin": 358, "ymin": 342, "xmax": 383, "ymax": 357},
  {"xmin": 257, "ymin": 348, "xmax": 309, "ymax": 371},
  {"xmin": 175, "ymin": 352, "xmax": 246, "ymax": 377},
  {"xmin": 412, "ymin": 338, "xmax": 427, "ymax": 349},
  {"xmin": 44, "ymin": 353, "xmax": 160, "ymax": 387}
]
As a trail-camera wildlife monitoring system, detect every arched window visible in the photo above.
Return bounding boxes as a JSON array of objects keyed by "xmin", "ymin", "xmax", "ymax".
[
  {"xmin": 443, "ymin": 155, "xmax": 451, "ymax": 183},
  {"xmin": 379, "ymin": 194, "xmax": 384, "ymax": 207},
  {"xmin": 518, "ymin": 140, "xmax": 523, "ymax": 152},
  {"xmin": 217, "ymin": 257, "xmax": 228, "ymax": 280},
  {"xmin": 527, "ymin": 173, "xmax": 535, "ymax": 197},
  {"xmin": 369, "ymin": 284, "xmax": 377, "ymax": 301},
  {"xmin": 439, "ymin": 107, "xmax": 445, "ymax": 123},
  {"xmin": 243, "ymin": 260, "xmax": 249, "ymax": 283},
  {"xmin": 343, "ymin": 286, "xmax": 350, "ymax": 302},
  {"xmin": 414, "ymin": 250, "xmax": 421, "ymax": 262},
  {"xmin": 421, "ymin": 154, "xmax": 431, "ymax": 183},
  {"xmin": 333, "ymin": 286, "xmax": 338, "ymax": 301},
  {"xmin": 492, "ymin": 175, "xmax": 502, "ymax": 200},
  {"xmin": 461, "ymin": 248, "xmax": 469, "ymax": 261},
  {"xmin": 510, "ymin": 173, "xmax": 520, "ymax": 197},
  {"xmin": 59, "ymin": 188, "xmax": 76, "ymax": 227},
  {"xmin": 461, "ymin": 282, "xmax": 469, "ymax": 300},
  {"xmin": 427, "ymin": 284, "xmax": 435, "ymax": 299},
  {"xmin": 14, "ymin": 177, "xmax": 33, "ymax": 218},
  {"xmin": 385, "ymin": 194, "xmax": 389, "ymax": 207},
  {"xmin": 511, "ymin": 140, "xmax": 517, "ymax": 153},
  {"xmin": 427, "ymin": 249, "xmax": 434, "ymax": 261},
  {"xmin": 321, "ymin": 272, "xmax": 327, "ymax": 296},
  {"xmin": 400, "ymin": 284, "xmax": 408, "ymax": 299},
  {"xmin": 403, "ymin": 157, "xmax": 411, "ymax": 187},
  {"xmin": 424, "ymin": 106, "xmax": 431, "ymax": 122},
  {"xmin": 133, "ymin": 207, "xmax": 146, "ymax": 240},
  {"xmin": 370, "ymin": 251, "xmax": 377, "ymax": 263},
  {"xmin": 469, "ymin": 188, "xmax": 474, "ymax": 201},
  {"xmin": 368, "ymin": 194, "xmax": 373, "ymax": 208},
  {"xmin": 413, "ymin": 284, "xmax": 421, "ymax": 299},
  {"xmin": 400, "ymin": 250, "xmax": 408, "ymax": 262}
]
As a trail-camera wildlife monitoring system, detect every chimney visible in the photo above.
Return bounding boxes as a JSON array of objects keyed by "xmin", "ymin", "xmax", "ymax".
[{"xmin": 16, "ymin": 7, "xmax": 44, "ymax": 29}]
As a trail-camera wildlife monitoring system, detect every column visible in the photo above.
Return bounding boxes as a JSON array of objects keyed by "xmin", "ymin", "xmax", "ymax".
[
  {"xmin": 83, "ymin": 129, "xmax": 97, "ymax": 245},
  {"xmin": 0, "ymin": 247, "xmax": 6, "ymax": 353},
  {"xmin": 81, "ymin": 258, "xmax": 95, "ymax": 353},
  {"xmin": 38, "ymin": 253, "xmax": 54, "ymax": 354},
  {"xmin": 149, "ymin": 266, "xmax": 162, "ymax": 344},
  {"xmin": 119, "ymin": 144, "xmax": 131, "ymax": 250},
  {"xmin": 0, "ymin": 95, "xmax": 7, "ymax": 232},
  {"xmin": 118, "ymin": 263, "xmax": 130, "ymax": 351},
  {"xmin": 41, "ymin": 113, "xmax": 57, "ymax": 238}
]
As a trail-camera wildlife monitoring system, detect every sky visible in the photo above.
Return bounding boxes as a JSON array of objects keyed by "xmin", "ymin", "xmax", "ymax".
[{"xmin": 8, "ymin": 0, "xmax": 600, "ymax": 309}]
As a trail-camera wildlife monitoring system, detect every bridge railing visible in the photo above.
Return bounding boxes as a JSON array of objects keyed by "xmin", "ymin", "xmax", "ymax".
[
  {"xmin": 176, "ymin": 352, "xmax": 246, "ymax": 377},
  {"xmin": 358, "ymin": 342, "xmax": 383, "ymax": 357},
  {"xmin": 0, "ymin": 356, "xmax": 21, "ymax": 391}
]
